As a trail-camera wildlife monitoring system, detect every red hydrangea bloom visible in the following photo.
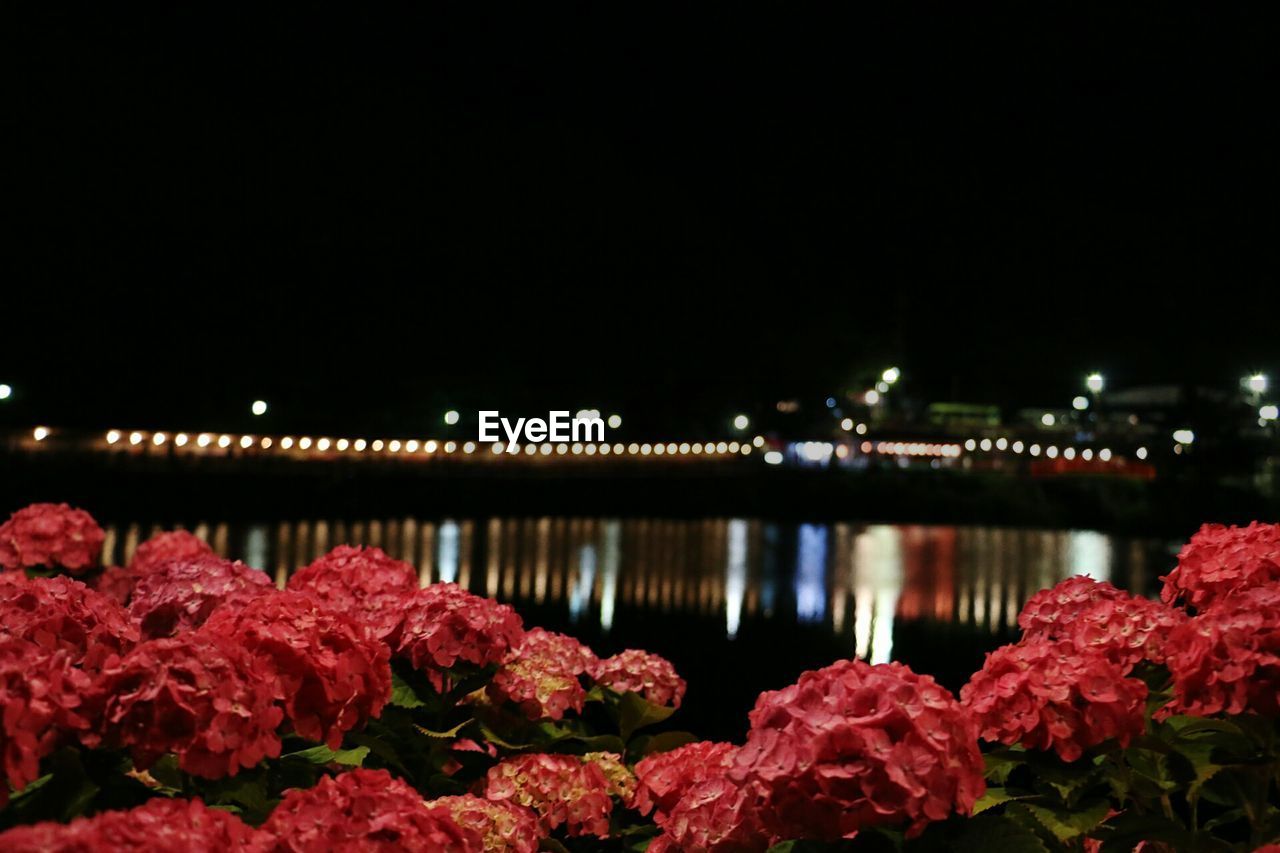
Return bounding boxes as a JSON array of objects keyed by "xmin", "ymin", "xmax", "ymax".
[
  {"xmin": 261, "ymin": 768, "xmax": 482, "ymax": 852},
  {"xmin": 961, "ymin": 638, "xmax": 1147, "ymax": 762},
  {"xmin": 1162, "ymin": 581, "xmax": 1280, "ymax": 717},
  {"xmin": 0, "ymin": 796, "xmax": 264, "ymax": 852},
  {"xmin": 0, "ymin": 574, "xmax": 138, "ymax": 673},
  {"xmin": 488, "ymin": 628, "xmax": 596, "ymax": 720},
  {"xmin": 485, "ymin": 753, "xmax": 617, "ymax": 838},
  {"xmin": 0, "ymin": 503, "xmax": 104, "ymax": 574},
  {"xmin": 129, "ymin": 556, "xmax": 274, "ymax": 639},
  {"xmin": 287, "ymin": 545, "xmax": 418, "ymax": 640},
  {"xmin": 393, "ymin": 584, "xmax": 524, "ymax": 689},
  {"xmin": 129, "ymin": 530, "xmax": 215, "ymax": 577},
  {"xmin": 592, "ymin": 649, "xmax": 686, "ymax": 709},
  {"xmin": 203, "ymin": 590, "xmax": 391, "ymax": 749},
  {"xmin": 731, "ymin": 659, "xmax": 985, "ymax": 840},
  {"xmin": 1161, "ymin": 522, "xmax": 1280, "ymax": 611},
  {"xmin": 0, "ymin": 638, "xmax": 91, "ymax": 806},
  {"xmin": 430, "ymin": 794, "xmax": 544, "ymax": 853},
  {"xmin": 634, "ymin": 740, "xmax": 738, "ymax": 821},
  {"xmin": 1018, "ymin": 575, "xmax": 1187, "ymax": 671},
  {"xmin": 85, "ymin": 632, "xmax": 283, "ymax": 778},
  {"xmin": 91, "ymin": 565, "xmax": 136, "ymax": 606},
  {"xmin": 647, "ymin": 774, "xmax": 768, "ymax": 853}
]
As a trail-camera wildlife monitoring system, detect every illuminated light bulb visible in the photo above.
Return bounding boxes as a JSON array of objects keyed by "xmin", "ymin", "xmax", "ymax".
[
  {"xmin": 979, "ymin": 439, "xmax": 992, "ymax": 451},
  {"xmin": 214, "ymin": 434, "xmax": 229, "ymax": 448},
  {"xmin": 1030, "ymin": 444, "xmax": 1041, "ymax": 456},
  {"xmin": 840, "ymin": 417, "xmax": 854, "ymax": 431},
  {"xmin": 153, "ymin": 432, "xmax": 167, "ymax": 446},
  {"xmin": 733, "ymin": 414, "xmax": 750, "ymax": 430},
  {"xmin": 728, "ymin": 441, "xmax": 740, "ymax": 453},
  {"xmin": 861, "ymin": 441, "xmax": 872, "ymax": 453},
  {"xmin": 1248, "ymin": 374, "xmax": 1268, "ymax": 394},
  {"xmin": 627, "ymin": 443, "xmax": 639, "ymax": 454},
  {"xmin": 598, "ymin": 443, "xmax": 610, "ymax": 455},
  {"xmin": 106, "ymin": 430, "xmax": 121, "ymax": 444},
  {"xmin": 0, "ymin": 384, "xmax": 10, "ymax": 400},
  {"xmin": 753, "ymin": 435, "xmax": 765, "ymax": 447},
  {"xmin": 1072, "ymin": 396, "xmax": 1089, "ymax": 411},
  {"xmin": 443, "ymin": 441, "xmax": 455, "ymax": 453},
  {"xmin": 354, "ymin": 439, "xmax": 367, "ymax": 451},
  {"xmin": 1172, "ymin": 429, "xmax": 1195, "ymax": 445},
  {"xmin": 239, "ymin": 435, "xmax": 253, "ymax": 449},
  {"xmin": 1136, "ymin": 447, "xmax": 1148, "ymax": 460},
  {"xmin": 663, "ymin": 442, "xmax": 675, "ymax": 454},
  {"xmin": 281, "ymin": 437, "xmax": 294, "ymax": 449},
  {"xmin": 424, "ymin": 440, "xmax": 437, "ymax": 453},
  {"xmin": 509, "ymin": 443, "xmax": 521, "ymax": 454},
  {"xmin": 1261, "ymin": 404, "xmax": 1279, "ymax": 421},
  {"xmin": 1012, "ymin": 441, "xmax": 1024, "ymax": 453},
  {"xmin": 464, "ymin": 442, "xmax": 476, "ymax": 454},
  {"xmin": 175, "ymin": 433, "xmax": 189, "ymax": 447},
  {"xmin": 317, "ymin": 438, "xmax": 331, "ymax": 451},
  {"xmin": 1099, "ymin": 448, "xmax": 1112, "ymax": 461},
  {"xmin": 251, "ymin": 400, "xmax": 268, "ymax": 416},
  {"xmin": 444, "ymin": 410, "xmax": 459, "ymax": 425},
  {"xmin": 492, "ymin": 442, "xmax": 504, "ymax": 454},
  {"xmin": 713, "ymin": 441, "xmax": 726, "ymax": 453},
  {"xmin": 856, "ymin": 423, "xmax": 868, "ymax": 435},
  {"xmin": 607, "ymin": 414, "xmax": 622, "ymax": 429},
  {"xmin": 764, "ymin": 450, "xmax": 784, "ymax": 465},
  {"xmin": 1081, "ymin": 448, "xmax": 1093, "ymax": 461},
  {"xmin": 371, "ymin": 439, "xmax": 385, "ymax": 451},
  {"xmin": 1086, "ymin": 373, "xmax": 1105, "ymax": 394},
  {"xmin": 882, "ymin": 366, "xmax": 901, "ymax": 384},
  {"xmin": 1064, "ymin": 447, "xmax": 1077, "ymax": 460},
  {"xmin": 964, "ymin": 439, "xmax": 976, "ymax": 451},
  {"xmin": 404, "ymin": 439, "xmax": 419, "ymax": 453},
  {"xmin": 298, "ymin": 437, "xmax": 313, "ymax": 450},
  {"xmin": 612, "ymin": 443, "xmax": 624, "ymax": 454},
  {"xmin": 640, "ymin": 443, "xmax": 652, "ymax": 456},
  {"xmin": 388, "ymin": 440, "xmax": 402, "ymax": 453},
  {"xmin": 33, "ymin": 426, "xmax": 50, "ymax": 441},
  {"xmin": 129, "ymin": 431, "xmax": 145, "ymax": 446},
  {"xmin": 995, "ymin": 437, "xmax": 1008, "ymax": 450},
  {"xmin": 876, "ymin": 381, "xmax": 889, "ymax": 394},
  {"xmin": 336, "ymin": 438, "xmax": 349, "ymax": 451},
  {"xmin": 654, "ymin": 443, "xmax": 666, "ymax": 455},
  {"xmin": 742, "ymin": 445, "xmax": 751, "ymax": 455},
  {"xmin": 538, "ymin": 443, "xmax": 551, "ymax": 455},
  {"xmin": 260, "ymin": 437, "xmax": 273, "ymax": 449},
  {"xmin": 571, "ymin": 443, "xmax": 583, "ymax": 455},
  {"xmin": 1041, "ymin": 413, "xmax": 1056, "ymax": 426},
  {"xmin": 197, "ymin": 433, "xmax": 211, "ymax": 447},
  {"xmin": 864, "ymin": 390, "xmax": 880, "ymax": 406},
  {"xmin": 585, "ymin": 443, "xmax": 597, "ymax": 455},
  {"xmin": 524, "ymin": 444, "xmax": 536, "ymax": 455},
  {"xmin": 836, "ymin": 444, "xmax": 849, "ymax": 458},
  {"xmin": 1047, "ymin": 446, "xmax": 1059, "ymax": 458},
  {"xmin": 692, "ymin": 443, "xmax": 703, "ymax": 454}
]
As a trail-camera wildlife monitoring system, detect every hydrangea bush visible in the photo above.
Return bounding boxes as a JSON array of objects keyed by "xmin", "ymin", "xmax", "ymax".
[{"xmin": 2, "ymin": 503, "xmax": 1280, "ymax": 851}]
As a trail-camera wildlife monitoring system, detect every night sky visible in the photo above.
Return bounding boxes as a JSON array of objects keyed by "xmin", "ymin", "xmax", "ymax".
[{"xmin": 3, "ymin": 7, "xmax": 1277, "ymax": 435}]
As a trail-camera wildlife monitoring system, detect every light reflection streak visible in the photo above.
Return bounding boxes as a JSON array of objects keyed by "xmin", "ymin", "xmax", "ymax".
[{"xmin": 725, "ymin": 519, "xmax": 748, "ymax": 638}]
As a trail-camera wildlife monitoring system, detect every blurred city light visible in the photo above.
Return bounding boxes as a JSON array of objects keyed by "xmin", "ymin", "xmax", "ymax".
[
  {"xmin": 251, "ymin": 400, "xmax": 268, "ymax": 416},
  {"xmin": 1136, "ymin": 447, "xmax": 1148, "ymax": 459},
  {"xmin": 864, "ymin": 390, "xmax": 881, "ymax": 406},
  {"xmin": 444, "ymin": 410, "xmax": 460, "ymax": 425},
  {"xmin": 1173, "ymin": 429, "xmax": 1195, "ymax": 445},
  {"xmin": 1086, "ymin": 373, "xmax": 1105, "ymax": 394},
  {"xmin": 840, "ymin": 417, "xmax": 854, "ymax": 430},
  {"xmin": 1247, "ymin": 373, "xmax": 1268, "ymax": 395},
  {"xmin": 733, "ymin": 414, "xmax": 750, "ymax": 430},
  {"xmin": 1261, "ymin": 404, "xmax": 1279, "ymax": 421},
  {"xmin": 33, "ymin": 426, "xmax": 49, "ymax": 441},
  {"xmin": 764, "ymin": 450, "xmax": 783, "ymax": 465},
  {"xmin": 0, "ymin": 384, "xmax": 11, "ymax": 400},
  {"xmin": 1041, "ymin": 413, "xmax": 1055, "ymax": 426},
  {"xmin": 1072, "ymin": 396, "xmax": 1089, "ymax": 411},
  {"xmin": 882, "ymin": 367, "xmax": 901, "ymax": 384},
  {"xmin": 607, "ymin": 414, "xmax": 622, "ymax": 429}
]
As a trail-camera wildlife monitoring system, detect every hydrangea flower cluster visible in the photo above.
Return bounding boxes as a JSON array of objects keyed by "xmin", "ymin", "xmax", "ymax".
[
  {"xmin": 485, "ymin": 753, "xmax": 617, "ymax": 837},
  {"xmin": 393, "ymin": 583, "xmax": 524, "ymax": 689},
  {"xmin": 128, "ymin": 529, "xmax": 216, "ymax": 576},
  {"xmin": 633, "ymin": 740, "xmax": 738, "ymax": 821},
  {"xmin": 0, "ymin": 796, "xmax": 263, "ymax": 852},
  {"xmin": 0, "ymin": 638, "xmax": 90, "ymax": 805},
  {"xmin": 288, "ymin": 545, "xmax": 418, "ymax": 640},
  {"xmin": 961, "ymin": 637, "xmax": 1147, "ymax": 761},
  {"xmin": 647, "ymin": 773, "xmax": 767, "ymax": 853},
  {"xmin": 1018, "ymin": 575, "xmax": 1186, "ymax": 671},
  {"xmin": 430, "ymin": 794, "xmax": 544, "ymax": 853},
  {"xmin": 592, "ymin": 649, "xmax": 687, "ymax": 708},
  {"xmin": 129, "ymin": 556, "xmax": 274, "ymax": 639},
  {"xmin": 202, "ymin": 590, "xmax": 392, "ymax": 749},
  {"xmin": 0, "ymin": 574, "xmax": 138, "ymax": 673},
  {"xmin": 85, "ymin": 632, "xmax": 284, "ymax": 777},
  {"xmin": 731, "ymin": 658, "xmax": 985, "ymax": 840},
  {"xmin": 1162, "ymin": 581, "xmax": 1280, "ymax": 717},
  {"xmin": 488, "ymin": 628, "xmax": 597, "ymax": 720},
  {"xmin": 261, "ymin": 768, "xmax": 482, "ymax": 851},
  {"xmin": 1160, "ymin": 521, "xmax": 1280, "ymax": 611},
  {"xmin": 0, "ymin": 503, "xmax": 104, "ymax": 574}
]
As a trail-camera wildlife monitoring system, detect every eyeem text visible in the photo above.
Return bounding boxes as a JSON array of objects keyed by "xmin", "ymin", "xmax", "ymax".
[{"xmin": 477, "ymin": 411, "xmax": 606, "ymax": 452}]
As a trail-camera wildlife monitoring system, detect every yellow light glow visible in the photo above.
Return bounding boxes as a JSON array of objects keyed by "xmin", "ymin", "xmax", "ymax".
[
  {"xmin": 260, "ymin": 437, "xmax": 273, "ymax": 449},
  {"xmin": 336, "ymin": 438, "xmax": 349, "ymax": 451},
  {"xmin": 607, "ymin": 414, "xmax": 621, "ymax": 429},
  {"xmin": 240, "ymin": 435, "xmax": 253, "ymax": 449},
  {"xmin": 281, "ymin": 437, "xmax": 294, "ymax": 449},
  {"xmin": 197, "ymin": 433, "xmax": 212, "ymax": 447},
  {"xmin": 463, "ymin": 442, "xmax": 476, "ymax": 454},
  {"xmin": 444, "ymin": 410, "xmax": 459, "ymax": 425},
  {"xmin": 354, "ymin": 439, "xmax": 367, "ymax": 451},
  {"xmin": 299, "ymin": 437, "xmax": 313, "ymax": 450},
  {"xmin": 153, "ymin": 432, "xmax": 167, "ymax": 446},
  {"xmin": 317, "ymin": 438, "xmax": 331, "ymax": 451},
  {"xmin": 218, "ymin": 435, "xmax": 232, "ymax": 448},
  {"xmin": 33, "ymin": 426, "xmax": 50, "ymax": 441},
  {"xmin": 372, "ymin": 439, "xmax": 385, "ymax": 451},
  {"xmin": 106, "ymin": 430, "xmax": 121, "ymax": 444},
  {"xmin": 175, "ymin": 433, "xmax": 189, "ymax": 447}
]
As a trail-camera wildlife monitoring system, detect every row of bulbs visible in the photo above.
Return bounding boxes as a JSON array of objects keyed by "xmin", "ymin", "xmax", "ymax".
[
  {"xmin": 100, "ymin": 430, "xmax": 756, "ymax": 458},
  {"xmin": 961, "ymin": 436, "xmax": 1147, "ymax": 461}
]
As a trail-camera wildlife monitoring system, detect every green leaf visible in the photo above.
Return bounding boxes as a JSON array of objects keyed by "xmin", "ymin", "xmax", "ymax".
[
  {"xmin": 983, "ymin": 749, "xmax": 1027, "ymax": 786},
  {"xmin": 971, "ymin": 786, "xmax": 1030, "ymax": 815},
  {"xmin": 1013, "ymin": 798, "xmax": 1111, "ymax": 841},
  {"xmin": 947, "ymin": 812, "xmax": 1050, "ymax": 853},
  {"xmin": 617, "ymin": 692, "xmax": 676, "ymax": 742},
  {"xmin": 283, "ymin": 744, "xmax": 370, "ymax": 767},
  {"xmin": 390, "ymin": 671, "xmax": 427, "ymax": 708},
  {"xmin": 415, "ymin": 719, "xmax": 473, "ymax": 740}
]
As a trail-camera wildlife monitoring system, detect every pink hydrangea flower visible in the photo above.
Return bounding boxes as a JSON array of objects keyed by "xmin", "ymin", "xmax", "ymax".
[
  {"xmin": 1161, "ymin": 522, "xmax": 1280, "ymax": 611},
  {"xmin": 592, "ymin": 649, "xmax": 686, "ymax": 708},
  {"xmin": 488, "ymin": 628, "xmax": 596, "ymax": 720},
  {"xmin": 0, "ymin": 503, "xmax": 104, "ymax": 574},
  {"xmin": 287, "ymin": 545, "xmax": 418, "ymax": 640},
  {"xmin": 485, "ymin": 753, "xmax": 617, "ymax": 838}
]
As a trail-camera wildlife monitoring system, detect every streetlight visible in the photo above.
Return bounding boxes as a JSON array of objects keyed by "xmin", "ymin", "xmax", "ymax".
[
  {"xmin": 251, "ymin": 400, "xmax": 268, "ymax": 416},
  {"xmin": 1086, "ymin": 373, "xmax": 1105, "ymax": 394},
  {"xmin": 882, "ymin": 367, "xmax": 901, "ymax": 384},
  {"xmin": 1072, "ymin": 396, "xmax": 1089, "ymax": 411},
  {"xmin": 864, "ymin": 390, "xmax": 881, "ymax": 406},
  {"xmin": 1173, "ymin": 429, "xmax": 1195, "ymax": 445},
  {"xmin": 0, "ymin": 383, "xmax": 11, "ymax": 400},
  {"xmin": 1247, "ymin": 374, "xmax": 1269, "ymax": 395},
  {"xmin": 733, "ymin": 414, "xmax": 750, "ymax": 431},
  {"xmin": 444, "ymin": 410, "xmax": 460, "ymax": 426},
  {"xmin": 607, "ymin": 414, "xmax": 622, "ymax": 429}
]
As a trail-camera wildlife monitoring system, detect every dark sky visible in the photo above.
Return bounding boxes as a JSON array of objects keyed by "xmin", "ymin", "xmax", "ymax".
[{"xmin": 2, "ymin": 6, "xmax": 1277, "ymax": 434}]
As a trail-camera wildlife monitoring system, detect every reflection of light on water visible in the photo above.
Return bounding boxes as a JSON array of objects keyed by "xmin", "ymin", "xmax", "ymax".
[
  {"xmin": 569, "ymin": 543, "xmax": 597, "ymax": 624},
  {"xmin": 600, "ymin": 520, "xmax": 621, "ymax": 632},
  {"xmin": 726, "ymin": 519, "xmax": 748, "ymax": 638},
  {"xmin": 244, "ymin": 524, "xmax": 269, "ymax": 572},
  {"xmin": 437, "ymin": 520, "xmax": 459, "ymax": 583},
  {"xmin": 760, "ymin": 524, "xmax": 780, "ymax": 617},
  {"xmin": 1067, "ymin": 530, "xmax": 1112, "ymax": 583},
  {"xmin": 795, "ymin": 524, "xmax": 828, "ymax": 623},
  {"xmin": 854, "ymin": 525, "xmax": 903, "ymax": 664}
]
